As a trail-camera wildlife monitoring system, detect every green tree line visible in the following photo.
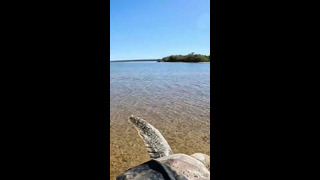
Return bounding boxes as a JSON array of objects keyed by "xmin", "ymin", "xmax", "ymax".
[{"xmin": 158, "ymin": 53, "xmax": 210, "ymax": 62}]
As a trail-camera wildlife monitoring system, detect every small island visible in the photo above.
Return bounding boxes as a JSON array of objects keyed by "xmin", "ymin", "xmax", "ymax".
[{"xmin": 158, "ymin": 53, "xmax": 210, "ymax": 63}]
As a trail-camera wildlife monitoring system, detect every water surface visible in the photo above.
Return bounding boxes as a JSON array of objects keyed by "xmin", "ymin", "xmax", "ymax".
[{"xmin": 110, "ymin": 61, "xmax": 210, "ymax": 179}]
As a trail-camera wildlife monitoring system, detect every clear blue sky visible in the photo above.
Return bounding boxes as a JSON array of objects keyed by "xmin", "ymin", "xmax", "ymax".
[{"xmin": 110, "ymin": 0, "xmax": 210, "ymax": 61}]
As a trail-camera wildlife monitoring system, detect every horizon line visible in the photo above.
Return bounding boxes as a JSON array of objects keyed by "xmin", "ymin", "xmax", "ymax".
[{"xmin": 110, "ymin": 59, "xmax": 159, "ymax": 62}]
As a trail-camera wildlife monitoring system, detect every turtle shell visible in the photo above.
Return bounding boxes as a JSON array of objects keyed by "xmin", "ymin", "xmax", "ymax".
[{"xmin": 116, "ymin": 159, "xmax": 188, "ymax": 180}]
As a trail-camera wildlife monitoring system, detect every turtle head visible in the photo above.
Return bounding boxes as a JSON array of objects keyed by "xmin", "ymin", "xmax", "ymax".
[
  {"xmin": 128, "ymin": 115, "xmax": 148, "ymax": 130},
  {"xmin": 128, "ymin": 115, "xmax": 173, "ymax": 159},
  {"xmin": 128, "ymin": 115, "xmax": 142, "ymax": 125},
  {"xmin": 191, "ymin": 153, "xmax": 210, "ymax": 171}
]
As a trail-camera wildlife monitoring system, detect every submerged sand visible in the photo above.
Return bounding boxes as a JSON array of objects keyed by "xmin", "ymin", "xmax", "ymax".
[
  {"xmin": 110, "ymin": 62, "xmax": 210, "ymax": 179},
  {"xmin": 110, "ymin": 114, "xmax": 210, "ymax": 179}
]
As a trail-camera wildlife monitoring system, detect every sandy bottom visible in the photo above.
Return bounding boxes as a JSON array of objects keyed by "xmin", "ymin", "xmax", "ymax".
[{"xmin": 110, "ymin": 116, "xmax": 210, "ymax": 179}]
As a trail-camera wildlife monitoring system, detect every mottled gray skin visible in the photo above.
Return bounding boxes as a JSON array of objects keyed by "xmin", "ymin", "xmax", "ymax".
[
  {"xmin": 129, "ymin": 115, "xmax": 173, "ymax": 159},
  {"xmin": 156, "ymin": 154, "xmax": 210, "ymax": 180},
  {"xmin": 118, "ymin": 116, "xmax": 210, "ymax": 180}
]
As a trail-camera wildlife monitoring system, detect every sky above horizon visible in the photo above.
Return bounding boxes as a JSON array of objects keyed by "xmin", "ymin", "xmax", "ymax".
[{"xmin": 110, "ymin": 0, "xmax": 210, "ymax": 61}]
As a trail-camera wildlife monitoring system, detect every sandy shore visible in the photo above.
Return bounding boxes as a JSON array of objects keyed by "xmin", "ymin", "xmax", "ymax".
[{"xmin": 110, "ymin": 117, "xmax": 210, "ymax": 179}]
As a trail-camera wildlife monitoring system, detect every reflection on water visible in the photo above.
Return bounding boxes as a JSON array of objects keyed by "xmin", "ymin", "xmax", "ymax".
[{"xmin": 110, "ymin": 61, "xmax": 210, "ymax": 179}]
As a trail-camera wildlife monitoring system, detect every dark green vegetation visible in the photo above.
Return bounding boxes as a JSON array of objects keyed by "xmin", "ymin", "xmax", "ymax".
[{"xmin": 158, "ymin": 53, "xmax": 210, "ymax": 63}]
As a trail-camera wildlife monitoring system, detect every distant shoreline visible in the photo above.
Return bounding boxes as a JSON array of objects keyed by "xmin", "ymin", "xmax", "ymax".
[
  {"xmin": 110, "ymin": 59, "xmax": 159, "ymax": 62},
  {"xmin": 159, "ymin": 53, "xmax": 210, "ymax": 63},
  {"xmin": 110, "ymin": 60, "xmax": 210, "ymax": 63},
  {"xmin": 110, "ymin": 53, "xmax": 210, "ymax": 63}
]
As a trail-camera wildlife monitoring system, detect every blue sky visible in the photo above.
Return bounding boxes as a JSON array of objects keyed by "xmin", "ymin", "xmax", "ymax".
[{"xmin": 110, "ymin": 0, "xmax": 210, "ymax": 61}]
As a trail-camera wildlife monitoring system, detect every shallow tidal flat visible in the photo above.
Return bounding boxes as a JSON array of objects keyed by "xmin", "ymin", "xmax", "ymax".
[{"xmin": 110, "ymin": 62, "xmax": 210, "ymax": 179}]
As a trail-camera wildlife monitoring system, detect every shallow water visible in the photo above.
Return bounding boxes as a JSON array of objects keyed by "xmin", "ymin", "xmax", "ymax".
[{"xmin": 110, "ymin": 61, "xmax": 210, "ymax": 179}]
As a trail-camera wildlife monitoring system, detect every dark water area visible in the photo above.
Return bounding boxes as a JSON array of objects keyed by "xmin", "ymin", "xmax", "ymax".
[{"xmin": 110, "ymin": 61, "xmax": 210, "ymax": 179}]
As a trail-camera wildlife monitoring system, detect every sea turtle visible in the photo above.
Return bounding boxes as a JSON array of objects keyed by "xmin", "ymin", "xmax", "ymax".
[{"xmin": 116, "ymin": 115, "xmax": 210, "ymax": 180}]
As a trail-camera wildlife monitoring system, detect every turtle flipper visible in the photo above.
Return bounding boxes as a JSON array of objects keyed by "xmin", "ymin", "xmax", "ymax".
[{"xmin": 129, "ymin": 115, "xmax": 173, "ymax": 159}]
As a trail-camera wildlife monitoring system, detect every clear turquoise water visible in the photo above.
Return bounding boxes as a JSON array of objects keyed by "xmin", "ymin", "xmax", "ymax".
[{"xmin": 110, "ymin": 61, "xmax": 210, "ymax": 125}]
